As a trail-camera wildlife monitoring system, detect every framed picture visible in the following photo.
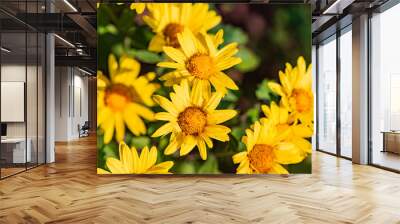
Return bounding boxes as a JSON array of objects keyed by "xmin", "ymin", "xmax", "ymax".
[{"xmin": 97, "ymin": 2, "xmax": 312, "ymax": 175}]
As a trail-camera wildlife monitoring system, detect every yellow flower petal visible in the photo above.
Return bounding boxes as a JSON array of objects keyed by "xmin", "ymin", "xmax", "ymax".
[
  {"xmin": 97, "ymin": 168, "xmax": 110, "ymax": 174},
  {"xmin": 292, "ymin": 137, "xmax": 312, "ymax": 154},
  {"xmin": 108, "ymin": 54, "xmax": 118, "ymax": 79},
  {"xmin": 119, "ymin": 142, "xmax": 134, "ymax": 173},
  {"xmin": 115, "ymin": 113, "xmax": 125, "ymax": 143},
  {"xmin": 190, "ymin": 79, "xmax": 204, "ymax": 107},
  {"xmin": 237, "ymin": 159, "xmax": 250, "ymax": 174},
  {"xmin": 204, "ymin": 33, "xmax": 217, "ymax": 56},
  {"xmin": 146, "ymin": 161, "xmax": 174, "ymax": 174},
  {"xmin": 207, "ymin": 109, "xmax": 237, "ymax": 125},
  {"xmin": 147, "ymin": 146, "xmax": 158, "ymax": 169},
  {"xmin": 204, "ymin": 91, "xmax": 223, "ymax": 112},
  {"xmin": 139, "ymin": 146, "xmax": 150, "ymax": 171},
  {"xmin": 274, "ymin": 143, "xmax": 305, "ymax": 164},
  {"xmin": 130, "ymin": 103, "xmax": 155, "ymax": 121},
  {"xmin": 216, "ymin": 42, "xmax": 239, "ymax": 61},
  {"xmin": 124, "ymin": 112, "xmax": 146, "ymax": 136},
  {"xmin": 155, "ymin": 112, "xmax": 177, "ymax": 121},
  {"xmin": 163, "ymin": 46, "xmax": 187, "ymax": 64},
  {"xmin": 170, "ymin": 93, "xmax": 187, "ymax": 112},
  {"xmin": 292, "ymin": 125, "xmax": 313, "ymax": 138},
  {"xmin": 209, "ymin": 75, "xmax": 229, "ymax": 93},
  {"xmin": 200, "ymin": 133, "xmax": 213, "ymax": 148},
  {"xmin": 103, "ymin": 118, "xmax": 115, "ymax": 144},
  {"xmin": 119, "ymin": 55, "xmax": 140, "ymax": 78},
  {"xmin": 131, "ymin": 146, "xmax": 141, "ymax": 173},
  {"xmin": 157, "ymin": 61, "xmax": 183, "ymax": 69},
  {"xmin": 232, "ymin": 151, "xmax": 247, "ymax": 164},
  {"xmin": 165, "ymin": 134, "xmax": 182, "ymax": 155},
  {"xmin": 204, "ymin": 125, "xmax": 230, "ymax": 142},
  {"xmin": 177, "ymin": 29, "xmax": 197, "ymax": 57},
  {"xmin": 215, "ymin": 57, "xmax": 241, "ymax": 71},
  {"xmin": 213, "ymin": 72, "xmax": 238, "ymax": 90},
  {"xmin": 180, "ymin": 135, "xmax": 197, "ymax": 156},
  {"xmin": 98, "ymin": 107, "xmax": 111, "ymax": 127},
  {"xmin": 152, "ymin": 122, "xmax": 175, "ymax": 137},
  {"xmin": 106, "ymin": 158, "xmax": 128, "ymax": 174},
  {"xmin": 197, "ymin": 137, "xmax": 207, "ymax": 160},
  {"xmin": 97, "ymin": 71, "xmax": 110, "ymax": 89},
  {"xmin": 148, "ymin": 34, "xmax": 166, "ymax": 52},
  {"xmin": 153, "ymin": 95, "xmax": 179, "ymax": 116},
  {"xmin": 268, "ymin": 82, "xmax": 284, "ymax": 96},
  {"xmin": 269, "ymin": 163, "xmax": 289, "ymax": 174}
]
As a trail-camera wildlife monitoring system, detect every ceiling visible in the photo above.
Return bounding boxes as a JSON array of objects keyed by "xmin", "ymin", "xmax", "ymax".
[{"xmin": 0, "ymin": 0, "xmax": 393, "ymax": 72}]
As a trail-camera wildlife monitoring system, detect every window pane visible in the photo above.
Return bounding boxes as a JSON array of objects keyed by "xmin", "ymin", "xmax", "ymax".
[
  {"xmin": 340, "ymin": 29, "xmax": 352, "ymax": 158},
  {"xmin": 371, "ymin": 3, "xmax": 400, "ymax": 171},
  {"xmin": 318, "ymin": 37, "xmax": 337, "ymax": 154},
  {"xmin": 0, "ymin": 12, "xmax": 28, "ymax": 177}
]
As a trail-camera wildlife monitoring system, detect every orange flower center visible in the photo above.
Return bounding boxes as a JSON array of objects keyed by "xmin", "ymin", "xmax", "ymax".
[
  {"xmin": 105, "ymin": 84, "xmax": 133, "ymax": 112},
  {"xmin": 186, "ymin": 53, "xmax": 214, "ymax": 79},
  {"xmin": 248, "ymin": 144, "xmax": 275, "ymax": 173},
  {"xmin": 292, "ymin": 89, "xmax": 312, "ymax": 113},
  {"xmin": 178, "ymin": 107, "xmax": 207, "ymax": 135},
  {"xmin": 163, "ymin": 23, "xmax": 184, "ymax": 48}
]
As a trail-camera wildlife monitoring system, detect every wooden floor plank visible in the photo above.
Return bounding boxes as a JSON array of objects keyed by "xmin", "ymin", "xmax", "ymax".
[{"xmin": 0, "ymin": 135, "xmax": 399, "ymax": 223}]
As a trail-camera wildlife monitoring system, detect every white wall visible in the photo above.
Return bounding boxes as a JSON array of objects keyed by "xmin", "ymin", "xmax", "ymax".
[
  {"xmin": 54, "ymin": 66, "xmax": 89, "ymax": 141},
  {"xmin": 1, "ymin": 63, "xmax": 46, "ymax": 163},
  {"xmin": 1, "ymin": 65, "xmax": 29, "ymax": 138}
]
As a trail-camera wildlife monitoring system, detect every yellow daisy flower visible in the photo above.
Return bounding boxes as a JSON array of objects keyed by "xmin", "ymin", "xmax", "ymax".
[
  {"xmin": 98, "ymin": 55, "xmax": 159, "ymax": 144},
  {"xmin": 98, "ymin": 142, "xmax": 174, "ymax": 174},
  {"xmin": 268, "ymin": 56, "xmax": 313, "ymax": 125},
  {"xmin": 130, "ymin": 3, "xmax": 146, "ymax": 14},
  {"xmin": 157, "ymin": 29, "xmax": 241, "ymax": 97},
  {"xmin": 151, "ymin": 80, "xmax": 237, "ymax": 160},
  {"xmin": 232, "ymin": 119, "xmax": 306, "ymax": 174},
  {"xmin": 261, "ymin": 102, "xmax": 313, "ymax": 155},
  {"xmin": 143, "ymin": 3, "xmax": 221, "ymax": 52}
]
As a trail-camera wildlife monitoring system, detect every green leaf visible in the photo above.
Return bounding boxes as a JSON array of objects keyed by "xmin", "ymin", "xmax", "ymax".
[
  {"xmin": 224, "ymin": 90, "xmax": 240, "ymax": 102},
  {"xmin": 235, "ymin": 47, "xmax": 260, "ymax": 72},
  {"xmin": 97, "ymin": 131, "xmax": 104, "ymax": 149},
  {"xmin": 256, "ymin": 79, "xmax": 278, "ymax": 101},
  {"xmin": 136, "ymin": 51, "xmax": 162, "ymax": 64},
  {"xmin": 130, "ymin": 136, "xmax": 151, "ymax": 149},
  {"xmin": 197, "ymin": 154, "xmax": 220, "ymax": 174},
  {"xmin": 217, "ymin": 24, "xmax": 248, "ymax": 46},
  {"xmin": 246, "ymin": 104, "xmax": 260, "ymax": 123},
  {"xmin": 174, "ymin": 161, "xmax": 196, "ymax": 174},
  {"xmin": 147, "ymin": 121, "xmax": 164, "ymax": 136},
  {"xmin": 116, "ymin": 8, "xmax": 135, "ymax": 32},
  {"xmin": 98, "ymin": 24, "xmax": 118, "ymax": 35},
  {"xmin": 111, "ymin": 43, "xmax": 125, "ymax": 57},
  {"xmin": 158, "ymin": 135, "xmax": 170, "ymax": 151},
  {"xmin": 130, "ymin": 50, "xmax": 163, "ymax": 64},
  {"xmin": 124, "ymin": 132, "xmax": 134, "ymax": 145},
  {"xmin": 231, "ymin": 127, "xmax": 245, "ymax": 142},
  {"xmin": 103, "ymin": 142, "xmax": 118, "ymax": 159},
  {"xmin": 287, "ymin": 155, "xmax": 312, "ymax": 174},
  {"xmin": 129, "ymin": 26, "xmax": 154, "ymax": 49}
]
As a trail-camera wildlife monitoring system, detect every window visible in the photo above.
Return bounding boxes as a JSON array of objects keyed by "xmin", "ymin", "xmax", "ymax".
[
  {"xmin": 317, "ymin": 36, "xmax": 337, "ymax": 154},
  {"xmin": 370, "ymin": 3, "xmax": 400, "ymax": 171},
  {"xmin": 339, "ymin": 28, "xmax": 352, "ymax": 158},
  {"xmin": 0, "ymin": 0, "xmax": 47, "ymax": 179}
]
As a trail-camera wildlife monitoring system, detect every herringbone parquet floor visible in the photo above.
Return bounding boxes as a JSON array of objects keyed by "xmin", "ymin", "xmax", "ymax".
[{"xmin": 0, "ymin": 136, "xmax": 400, "ymax": 224}]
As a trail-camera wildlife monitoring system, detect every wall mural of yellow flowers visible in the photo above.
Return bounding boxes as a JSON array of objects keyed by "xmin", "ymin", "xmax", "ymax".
[{"xmin": 97, "ymin": 3, "xmax": 312, "ymax": 174}]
